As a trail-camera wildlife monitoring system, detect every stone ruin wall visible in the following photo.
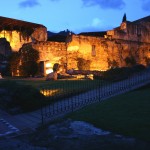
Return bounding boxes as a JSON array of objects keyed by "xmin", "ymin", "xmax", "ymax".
[
  {"xmin": 107, "ymin": 21, "xmax": 150, "ymax": 43},
  {"xmin": 0, "ymin": 27, "xmax": 47, "ymax": 52},
  {"xmin": 32, "ymin": 41, "xmax": 67, "ymax": 70},
  {"xmin": 67, "ymin": 34, "xmax": 150, "ymax": 71},
  {"xmin": 1, "ymin": 17, "xmax": 149, "ymax": 74},
  {"xmin": 67, "ymin": 35, "xmax": 108, "ymax": 70},
  {"xmin": 16, "ymin": 31, "xmax": 150, "ymax": 74}
]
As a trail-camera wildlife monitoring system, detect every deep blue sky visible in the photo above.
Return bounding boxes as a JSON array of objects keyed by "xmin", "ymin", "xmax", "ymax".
[{"xmin": 0, "ymin": 0, "xmax": 150, "ymax": 33}]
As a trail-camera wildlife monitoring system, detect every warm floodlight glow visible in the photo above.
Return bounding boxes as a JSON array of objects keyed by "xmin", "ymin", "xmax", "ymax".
[
  {"xmin": 46, "ymin": 68, "xmax": 53, "ymax": 74},
  {"xmin": 45, "ymin": 62, "xmax": 53, "ymax": 74},
  {"xmin": 40, "ymin": 89, "xmax": 59, "ymax": 97},
  {"xmin": 46, "ymin": 63, "xmax": 53, "ymax": 68}
]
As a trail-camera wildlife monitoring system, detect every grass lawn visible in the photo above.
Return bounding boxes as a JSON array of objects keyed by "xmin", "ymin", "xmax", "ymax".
[
  {"xmin": 0, "ymin": 78, "xmax": 109, "ymax": 97},
  {"xmin": 68, "ymin": 85, "xmax": 150, "ymax": 142},
  {"xmin": 0, "ymin": 78, "xmax": 110, "ymax": 112}
]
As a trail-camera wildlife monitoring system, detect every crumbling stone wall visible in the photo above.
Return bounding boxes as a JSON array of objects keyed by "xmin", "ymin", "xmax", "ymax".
[
  {"xmin": 67, "ymin": 35, "xmax": 109, "ymax": 71},
  {"xmin": 1, "ymin": 15, "xmax": 150, "ymax": 75},
  {"xmin": 67, "ymin": 34, "xmax": 150, "ymax": 71},
  {"xmin": 32, "ymin": 41, "xmax": 67, "ymax": 67},
  {"xmin": 0, "ymin": 27, "xmax": 47, "ymax": 51},
  {"xmin": 107, "ymin": 20, "xmax": 150, "ymax": 43}
]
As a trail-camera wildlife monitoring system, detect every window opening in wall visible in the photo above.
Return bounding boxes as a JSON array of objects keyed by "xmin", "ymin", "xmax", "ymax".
[{"xmin": 91, "ymin": 45, "xmax": 96, "ymax": 56}]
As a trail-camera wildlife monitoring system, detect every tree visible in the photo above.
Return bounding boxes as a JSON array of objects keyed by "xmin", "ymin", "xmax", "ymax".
[
  {"xmin": 125, "ymin": 56, "xmax": 136, "ymax": 67},
  {"xmin": 122, "ymin": 13, "xmax": 127, "ymax": 22},
  {"xmin": 8, "ymin": 52, "xmax": 20, "ymax": 76},
  {"xmin": 19, "ymin": 61, "xmax": 38, "ymax": 77},
  {"xmin": 145, "ymin": 57, "xmax": 150, "ymax": 66},
  {"xmin": 19, "ymin": 44, "xmax": 39, "ymax": 62},
  {"xmin": 19, "ymin": 44, "xmax": 39, "ymax": 76},
  {"xmin": 77, "ymin": 58, "xmax": 91, "ymax": 70},
  {"xmin": 107, "ymin": 59, "xmax": 119, "ymax": 69}
]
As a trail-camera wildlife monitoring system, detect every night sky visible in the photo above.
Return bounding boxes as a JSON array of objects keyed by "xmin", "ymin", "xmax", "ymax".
[{"xmin": 0, "ymin": 0, "xmax": 150, "ymax": 33}]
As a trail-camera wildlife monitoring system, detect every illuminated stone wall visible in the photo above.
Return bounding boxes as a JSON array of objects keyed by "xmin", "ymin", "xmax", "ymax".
[
  {"xmin": 0, "ymin": 27, "xmax": 47, "ymax": 51},
  {"xmin": 67, "ymin": 35, "xmax": 108, "ymax": 70},
  {"xmin": 107, "ymin": 20, "xmax": 150, "ymax": 43},
  {"xmin": 67, "ymin": 34, "xmax": 150, "ymax": 71},
  {"xmin": 32, "ymin": 41, "xmax": 67, "ymax": 74},
  {"xmin": 1, "ymin": 15, "xmax": 150, "ymax": 75},
  {"xmin": 21, "ymin": 22, "xmax": 150, "ymax": 74}
]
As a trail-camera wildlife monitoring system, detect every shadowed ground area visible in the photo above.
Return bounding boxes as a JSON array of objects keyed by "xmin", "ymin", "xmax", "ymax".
[{"xmin": 0, "ymin": 84, "xmax": 150, "ymax": 150}]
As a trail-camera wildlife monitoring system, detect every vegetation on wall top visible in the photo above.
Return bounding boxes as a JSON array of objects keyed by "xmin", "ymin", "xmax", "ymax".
[{"xmin": 0, "ymin": 16, "xmax": 45, "ymax": 37}]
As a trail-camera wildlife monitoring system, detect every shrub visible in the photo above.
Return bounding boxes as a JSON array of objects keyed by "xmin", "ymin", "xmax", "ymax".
[
  {"xmin": 125, "ymin": 56, "xmax": 136, "ymax": 67},
  {"xmin": 0, "ymin": 80, "xmax": 45, "ymax": 113},
  {"xmin": 77, "ymin": 58, "xmax": 91, "ymax": 70},
  {"xmin": 11, "ymin": 85, "xmax": 44, "ymax": 111},
  {"xmin": 95, "ymin": 65, "xmax": 146, "ymax": 81}
]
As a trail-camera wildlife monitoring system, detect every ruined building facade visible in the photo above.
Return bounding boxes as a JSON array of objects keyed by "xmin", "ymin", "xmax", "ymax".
[
  {"xmin": 0, "ymin": 16, "xmax": 47, "ymax": 52},
  {"xmin": 0, "ymin": 15, "xmax": 150, "ymax": 76},
  {"xmin": 33, "ymin": 15, "xmax": 150, "ymax": 75}
]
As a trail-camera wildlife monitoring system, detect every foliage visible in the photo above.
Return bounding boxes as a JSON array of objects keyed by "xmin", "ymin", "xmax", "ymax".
[
  {"xmin": 145, "ymin": 57, "xmax": 150, "ymax": 66},
  {"xmin": 0, "ymin": 79, "xmax": 107, "ymax": 113},
  {"xmin": 131, "ymin": 64, "xmax": 146, "ymax": 72},
  {"xmin": 107, "ymin": 59, "xmax": 119, "ymax": 68},
  {"xmin": 21, "ymin": 28, "xmax": 33, "ymax": 40},
  {"xmin": 77, "ymin": 58, "xmax": 91, "ymax": 70},
  {"xmin": 0, "ymin": 80, "xmax": 44, "ymax": 112},
  {"xmin": 102, "ymin": 67, "xmax": 130, "ymax": 81},
  {"xmin": 7, "ymin": 45, "xmax": 39, "ymax": 76},
  {"xmin": 122, "ymin": 13, "xmax": 127, "ymax": 22},
  {"xmin": 0, "ymin": 26, "xmax": 34, "ymax": 38},
  {"xmin": 8, "ymin": 52, "xmax": 20, "ymax": 76},
  {"xmin": 19, "ymin": 61, "xmax": 38, "ymax": 77},
  {"xmin": 19, "ymin": 44, "xmax": 39, "ymax": 62},
  {"xmin": 11, "ymin": 85, "xmax": 44, "ymax": 112},
  {"xmin": 19, "ymin": 44, "xmax": 39, "ymax": 76},
  {"xmin": 94, "ymin": 65, "xmax": 146, "ymax": 81},
  {"xmin": 0, "ymin": 53, "xmax": 6, "ymax": 61},
  {"xmin": 125, "ymin": 56, "xmax": 136, "ymax": 67}
]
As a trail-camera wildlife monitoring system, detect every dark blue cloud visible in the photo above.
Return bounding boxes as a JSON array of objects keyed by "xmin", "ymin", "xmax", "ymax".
[
  {"xmin": 19, "ymin": 0, "xmax": 40, "ymax": 8},
  {"xmin": 141, "ymin": 0, "xmax": 150, "ymax": 11},
  {"xmin": 82, "ymin": 0, "xmax": 125, "ymax": 9}
]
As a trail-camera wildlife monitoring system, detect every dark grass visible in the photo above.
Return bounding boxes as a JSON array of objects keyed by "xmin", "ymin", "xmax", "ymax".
[
  {"xmin": 0, "ymin": 78, "xmax": 110, "ymax": 112},
  {"xmin": 68, "ymin": 86, "xmax": 150, "ymax": 142},
  {"xmin": 1, "ymin": 78, "xmax": 108, "ymax": 88},
  {"xmin": 0, "ymin": 78, "xmax": 110, "ymax": 98}
]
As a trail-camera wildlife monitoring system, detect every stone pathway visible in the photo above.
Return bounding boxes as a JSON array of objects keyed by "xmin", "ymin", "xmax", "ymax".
[{"xmin": 0, "ymin": 118, "xmax": 19, "ymax": 137}]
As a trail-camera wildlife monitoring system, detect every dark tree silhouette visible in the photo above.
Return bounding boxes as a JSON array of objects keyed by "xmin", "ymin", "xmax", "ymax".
[
  {"xmin": 122, "ymin": 13, "xmax": 127, "ymax": 22},
  {"xmin": 8, "ymin": 52, "xmax": 20, "ymax": 76},
  {"xmin": 19, "ymin": 44, "xmax": 39, "ymax": 77}
]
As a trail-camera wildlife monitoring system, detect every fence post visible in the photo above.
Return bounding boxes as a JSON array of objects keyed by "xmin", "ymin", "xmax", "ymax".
[{"xmin": 41, "ymin": 88, "xmax": 44, "ymax": 125}]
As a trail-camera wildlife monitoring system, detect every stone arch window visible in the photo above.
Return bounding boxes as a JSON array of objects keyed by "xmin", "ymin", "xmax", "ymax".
[
  {"xmin": 91, "ymin": 45, "xmax": 96, "ymax": 57},
  {"xmin": 137, "ymin": 26, "xmax": 141, "ymax": 36}
]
